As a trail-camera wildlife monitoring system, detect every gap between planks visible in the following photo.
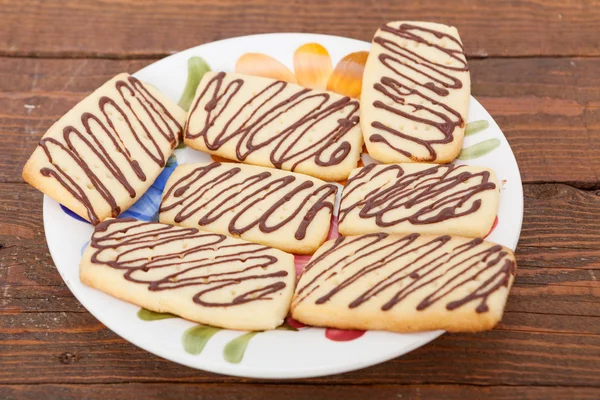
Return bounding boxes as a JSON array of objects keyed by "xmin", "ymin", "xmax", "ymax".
[
  {"xmin": 3, "ymin": 51, "xmax": 600, "ymax": 61},
  {"xmin": 0, "ymin": 381, "xmax": 599, "ymax": 389},
  {"xmin": 3, "ymin": 177, "xmax": 600, "ymax": 192}
]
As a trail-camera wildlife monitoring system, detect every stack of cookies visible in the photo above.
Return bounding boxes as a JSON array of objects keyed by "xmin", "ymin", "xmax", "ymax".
[{"xmin": 23, "ymin": 21, "xmax": 516, "ymax": 333}]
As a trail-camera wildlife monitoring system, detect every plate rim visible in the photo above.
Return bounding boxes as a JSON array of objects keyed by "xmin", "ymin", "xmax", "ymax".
[{"xmin": 41, "ymin": 32, "xmax": 524, "ymax": 379}]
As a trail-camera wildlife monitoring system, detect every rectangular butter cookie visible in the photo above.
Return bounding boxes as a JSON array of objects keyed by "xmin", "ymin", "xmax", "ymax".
[
  {"xmin": 291, "ymin": 233, "xmax": 516, "ymax": 333},
  {"xmin": 360, "ymin": 21, "xmax": 470, "ymax": 163},
  {"xmin": 184, "ymin": 71, "xmax": 363, "ymax": 181},
  {"xmin": 339, "ymin": 163, "xmax": 499, "ymax": 238},
  {"xmin": 22, "ymin": 73, "xmax": 187, "ymax": 224},
  {"xmin": 160, "ymin": 162, "xmax": 337, "ymax": 254},
  {"xmin": 80, "ymin": 218, "xmax": 296, "ymax": 331}
]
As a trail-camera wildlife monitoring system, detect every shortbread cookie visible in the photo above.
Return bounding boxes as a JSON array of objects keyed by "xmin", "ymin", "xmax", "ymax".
[
  {"xmin": 160, "ymin": 162, "xmax": 337, "ymax": 254},
  {"xmin": 80, "ymin": 218, "xmax": 295, "ymax": 330},
  {"xmin": 291, "ymin": 233, "xmax": 516, "ymax": 333},
  {"xmin": 184, "ymin": 71, "xmax": 363, "ymax": 181},
  {"xmin": 22, "ymin": 73, "xmax": 187, "ymax": 224},
  {"xmin": 361, "ymin": 21, "xmax": 470, "ymax": 163},
  {"xmin": 339, "ymin": 163, "xmax": 499, "ymax": 238}
]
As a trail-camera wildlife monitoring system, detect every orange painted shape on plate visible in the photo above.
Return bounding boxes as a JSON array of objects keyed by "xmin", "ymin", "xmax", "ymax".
[
  {"xmin": 293, "ymin": 43, "xmax": 333, "ymax": 90},
  {"xmin": 211, "ymin": 154, "xmax": 240, "ymax": 164},
  {"xmin": 326, "ymin": 51, "xmax": 369, "ymax": 98},
  {"xmin": 235, "ymin": 53, "xmax": 297, "ymax": 83}
]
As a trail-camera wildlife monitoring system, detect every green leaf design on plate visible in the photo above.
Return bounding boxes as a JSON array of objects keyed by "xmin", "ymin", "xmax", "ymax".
[
  {"xmin": 165, "ymin": 154, "xmax": 177, "ymax": 167},
  {"xmin": 458, "ymin": 138, "xmax": 501, "ymax": 160},
  {"xmin": 223, "ymin": 331, "xmax": 260, "ymax": 364},
  {"xmin": 276, "ymin": 321, "xmax": 298, "ymax": 331},
  {"xmin": 137, "ymin": 308, "xmax": 177, "ymax": 321},
  {"xmin": 182, "ymin": 325, "xmax": 222, "ymax": 355},
  {"xmin": 178, "ymin": 56, "xmax": 211, "ymax": 111},
  {"xmin": 465, "ymin": 120, "xmax": 489, "ymax": 137}
]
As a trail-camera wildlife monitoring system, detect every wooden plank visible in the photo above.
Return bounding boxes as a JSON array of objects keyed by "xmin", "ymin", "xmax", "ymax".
[
  {"xmin": 1, "ymin": 182, "xmax": 599, "ymax": 386},
  {"xmin": 472, "ymin": 58, "xmax": 600, "ymax": 189},
  {"xmin": 0, "ymin": 0, "xmax": 599, "ymax": 58},
  {"xmin": 2, "ymin": 183, "xmax": 600, "ymax": 299},
  {"xmin": 1, "ymin": 383, "xmax": 599, "ymax": 400},
  {"xmin": 0, "ymin": 58, "xmax": 152, "ymax": 185},
  {"xmin": 2, "ymin": 57, "xmax": 600, "ymax": 185},
  {"xmin": 5, "ymin": 282, "xmax": 598, "ymax": 322},
  {"xmin": 1, "ymin": 310, "xmax": 599, "ymax": 386},
  {"xmin": 2, "ymin": 182, "xmax": 600, "ymax": 287},
  {"xmin": 1, "ymin": 0, "xmax": 597, "ymax": 395}
]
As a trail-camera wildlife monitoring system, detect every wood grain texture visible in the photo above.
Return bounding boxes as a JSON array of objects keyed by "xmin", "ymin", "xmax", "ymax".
[
  {"xmin": 1, "ymin": 183, "xmax": 599, "ymax": 387},
  {"xmin": 2, "ymin": 312, "xmax": 600, "ymax": 386},
  {"xmin": 1, "ymin": 384, "xmax": 599, "ymax": 400},
  {"xmin": 2, "ymin": 57, "xmax": 600, "ymax": 185},
  {"xmin": 0, "ymin": 0, "xmax": 599, "ymax": 58},
  {"xmin": 1, "ymin": 0, "xmax": 599, "ymax": 395}
]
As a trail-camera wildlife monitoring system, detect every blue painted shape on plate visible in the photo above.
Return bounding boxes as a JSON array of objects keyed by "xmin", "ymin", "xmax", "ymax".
[
  {"xmin": 80, "ymin": 240, "xmax": 90, "ymax": 256},
  {"xmin": 119, "ymin": 154, "xmax": 179, "ymax": 222},
  {"xmin": 60, "ymin": 204, "xmax": 90, "ymax": 224}
]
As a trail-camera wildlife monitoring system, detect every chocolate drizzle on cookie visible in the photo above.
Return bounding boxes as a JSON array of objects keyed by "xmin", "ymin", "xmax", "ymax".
[
  {"xmin": 295, "ymin": 233, "xmax": 515, "ymax": 313},
  {"xmin": 90, "ymin": 218, "xmax": 290, "ymax": 307},
  {"xmin": 39, "ymin": 76, "xmax": 183, "ymax": 224},
  {"xmin": 370, "ymin": 23, "xmax": 468, "ymax": 161},
  {"xmin": 186, "ymin": 72, "xmax": 359, "ymax": 171},
  {"xmin": 160, "ymin": 162, "xmax": 337, "ymax": 240},
  {"xmin": 339, "ymin": 164, "xmax": 496, "ymax": 226}
]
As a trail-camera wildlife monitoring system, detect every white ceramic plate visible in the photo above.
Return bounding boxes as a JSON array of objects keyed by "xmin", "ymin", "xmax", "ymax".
[{"xmin": 42, "ymin": 33, "xmax": 523, "ymax": 379}]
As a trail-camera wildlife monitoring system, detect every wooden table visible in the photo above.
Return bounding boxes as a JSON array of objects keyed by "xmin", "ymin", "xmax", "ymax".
[{"xmin": 1, "ymin": 1, "xmax": 599, "ymax": 399}]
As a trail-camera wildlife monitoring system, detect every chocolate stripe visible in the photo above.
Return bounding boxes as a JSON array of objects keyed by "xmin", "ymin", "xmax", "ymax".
[
  {"xmin": 339, "ymin": 164, "xmax": 496, "ymax": 226},
  {"xmin": 160, "ymin": 162, "xmax": 337, "ymax": 240},
  {"xmin": 295, "ymin": 233, "xmax": 516, "ymax": 313},
  {"xmin": 186, "ymin": 72, "xmax": 359, "ymax": 170},
  {"xmin": 90, "ymin": 219, "xmax": 290, "ymax": 307},
  {"xmin": 369, "ymin": 23, "xmax": 468, "ymax": 161},
  {"xmin": 39, "ymin": 76, "xmax": 182, "ymax": 224}
]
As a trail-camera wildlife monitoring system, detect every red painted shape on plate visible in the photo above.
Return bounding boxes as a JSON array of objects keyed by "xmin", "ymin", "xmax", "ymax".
[
  {"xmin": 485, "ymin": 216, "xmax": 499, "ymax": 238},
  {"xmin": 294, "ymin": 216, "xmax": 339, "ymax": 278},
  {"xmin": 286, "ymin": 316, "xmax": 307, "ymax": 330},
  {"xmin": 325, "ymin": 328, "xmax": 366, "ymax": 342},
  {"xmin": 294, "ymin": 255, "xmax": 311, "ymax": 278}
]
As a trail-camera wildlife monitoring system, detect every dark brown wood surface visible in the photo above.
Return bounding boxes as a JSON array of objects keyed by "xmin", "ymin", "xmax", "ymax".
[{"xmin": 1, "ymin": 1, "xmax": 599, "ymax": 399}]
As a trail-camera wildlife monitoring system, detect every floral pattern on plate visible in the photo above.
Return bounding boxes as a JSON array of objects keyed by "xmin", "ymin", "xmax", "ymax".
[{"xmin": 43, "ymin": 34, "xmax": 521, "ymax": 378}]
